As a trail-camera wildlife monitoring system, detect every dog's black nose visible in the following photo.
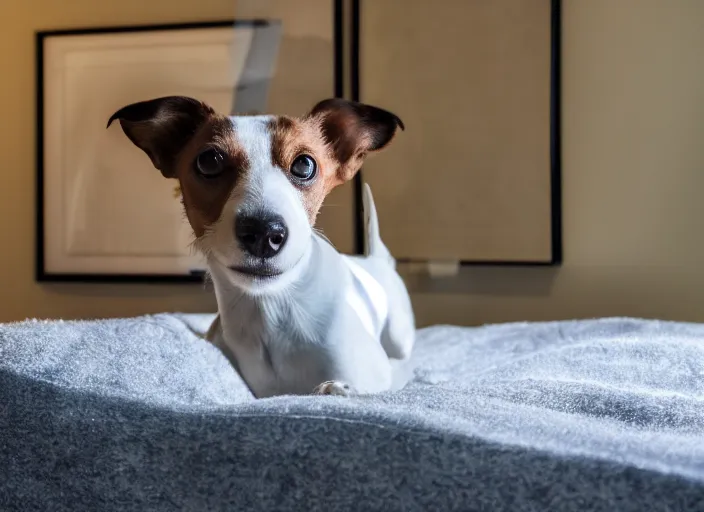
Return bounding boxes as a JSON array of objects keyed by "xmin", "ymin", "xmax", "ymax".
[{"xmin": 235, "ymin": 214, "xmax": 288, "ymax": 258}]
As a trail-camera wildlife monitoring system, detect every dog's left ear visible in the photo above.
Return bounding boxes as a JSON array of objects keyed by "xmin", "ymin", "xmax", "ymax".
[
  {"xmin": 306, "ymin": 98, "xmax": 404, "ymax": 181},
  {"xmin": 107, "ymin": 96, "xmax": 215, "ymax": 178}
]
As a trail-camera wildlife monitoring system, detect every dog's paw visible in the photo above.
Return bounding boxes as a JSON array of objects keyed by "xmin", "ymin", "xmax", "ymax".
[{"xmin": 312, "ymin": 380, "xmax": 354, "ymax": 397}]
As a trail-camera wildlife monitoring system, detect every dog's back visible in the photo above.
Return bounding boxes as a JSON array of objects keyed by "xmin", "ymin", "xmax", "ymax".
[{"xmin": 343, "ymin": 184, "xmax": 415, "ymax": 362}]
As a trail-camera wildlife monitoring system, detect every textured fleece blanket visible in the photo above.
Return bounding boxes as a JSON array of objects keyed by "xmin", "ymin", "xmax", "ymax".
[{"xmin": 1, "ymin": 314, "xmax": 703, "ymax": 511}]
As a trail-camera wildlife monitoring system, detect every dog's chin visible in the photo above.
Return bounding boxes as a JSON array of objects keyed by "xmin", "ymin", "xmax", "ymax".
[{"xmin": 209, "ymin": 245, "xmax": 311, "ymax": 296}]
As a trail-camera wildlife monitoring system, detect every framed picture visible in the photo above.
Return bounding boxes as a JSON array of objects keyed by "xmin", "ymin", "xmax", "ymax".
[
  {"xmin": 355, "ymin": 0, "xmax": 562, "ymax": 265},
  {"xmin": 36, "ymin": 11, "xmax": 341, "ymax": 282}
]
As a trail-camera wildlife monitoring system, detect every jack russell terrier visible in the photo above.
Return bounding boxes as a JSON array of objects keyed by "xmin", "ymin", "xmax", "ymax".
[{"xmin": 107, "ymin": 96, "xmax": 415, "ymax": 398}]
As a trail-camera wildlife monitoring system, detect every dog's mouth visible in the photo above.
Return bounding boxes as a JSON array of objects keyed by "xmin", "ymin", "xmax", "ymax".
[{"xmin": 227, "ymin": 265, "xmax": 284, "ymax": 279}]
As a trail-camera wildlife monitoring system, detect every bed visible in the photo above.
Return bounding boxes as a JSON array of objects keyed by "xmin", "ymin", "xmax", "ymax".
[{"xmin": 1, "ymin": 313, "xmax": 703, "ymax": 511}]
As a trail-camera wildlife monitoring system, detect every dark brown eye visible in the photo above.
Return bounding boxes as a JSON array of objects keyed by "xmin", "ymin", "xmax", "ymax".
[
  {"xmin": 195, "ymin": 148, "xmax": 225, "ymax": 177},
  {"xmin": 290, "ymin": 154, "xmax": 317, "ymax": 181}
]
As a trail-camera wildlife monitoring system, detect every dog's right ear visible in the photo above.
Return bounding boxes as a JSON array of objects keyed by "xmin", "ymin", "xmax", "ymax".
[
  {"xmin": 107, "ymin": 96, "xmax": 215, "ymax": 178},
  {"xmin": 306, "ymin": 98, "xmax": 404, "ymax": 182}
]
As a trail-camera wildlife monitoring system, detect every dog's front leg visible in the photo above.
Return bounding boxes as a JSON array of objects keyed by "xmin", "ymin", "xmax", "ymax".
[{"xmin": 312, "ymin": 381, "xmax": 356, "ymax": 397}]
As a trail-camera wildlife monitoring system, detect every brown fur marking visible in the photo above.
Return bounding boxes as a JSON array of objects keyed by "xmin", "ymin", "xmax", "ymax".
[
  {"xmin": 176, "ymin": 116, "xmax": 249, "ymax": 237},
  {"xmin": 267, "ymin": 116, "xmax": 348, "ymax": 224}
]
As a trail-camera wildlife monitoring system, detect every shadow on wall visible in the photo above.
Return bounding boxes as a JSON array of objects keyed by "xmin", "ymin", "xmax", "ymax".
[
  {"xmin": 266, "ymin": 36, "xmax": 332, "ymax": 116},
  {"xmin": 402, "ymin": 266, "xmax": 559, "ymax": 297}
]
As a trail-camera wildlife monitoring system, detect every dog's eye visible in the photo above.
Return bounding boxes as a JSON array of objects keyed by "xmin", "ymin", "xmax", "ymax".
[
  {"xmin": 290, "ymin": 155, "xmax": 317, "ymax": 181},
  {"xmin": 195, "ymin": 148, "xmax": 225, "ymax": 177}
]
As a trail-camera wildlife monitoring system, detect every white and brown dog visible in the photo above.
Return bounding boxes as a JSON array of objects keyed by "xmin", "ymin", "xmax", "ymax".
[{"xmin": 107, "ymin": 96, "xmax": 415, "ymax": 398}]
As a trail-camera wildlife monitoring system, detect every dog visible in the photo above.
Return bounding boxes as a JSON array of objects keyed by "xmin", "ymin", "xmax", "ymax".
[{"xmin": 107, "ymin": 96, "xmax": 415, "ymax": 398}]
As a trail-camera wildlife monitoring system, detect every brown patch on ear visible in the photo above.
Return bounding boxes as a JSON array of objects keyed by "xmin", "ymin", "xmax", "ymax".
[
  {"xmin": 107, "ymin": 96, "xmax": 215, "ymax": 177},
  {"xmin": 306, "ymin": 98, "xmax": 404, "ymax": 181},
  {"xmin": 108, "ymin": 96, "xmax": 250, "ymax": 242},
  {"xmin": 267, "ymin": 100, "xmax": 403, "ymax": 225}
]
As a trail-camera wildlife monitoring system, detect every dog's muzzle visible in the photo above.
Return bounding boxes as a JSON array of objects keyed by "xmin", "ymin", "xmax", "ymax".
[{"xmin": 235, "ymin": 213, "xmax": 288, "ymax": 259}]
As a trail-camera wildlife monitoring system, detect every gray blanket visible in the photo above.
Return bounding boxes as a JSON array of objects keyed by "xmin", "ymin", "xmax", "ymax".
[{"xmin": 1, "ymin": 314, "xmax": 703, "ymax": 511}]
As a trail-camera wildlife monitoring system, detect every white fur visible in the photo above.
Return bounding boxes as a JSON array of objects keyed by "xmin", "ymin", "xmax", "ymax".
[
  {"xmin": 204, "ymin": 116, "xmax": 312, "ymax": 295},
  {"xmin": 204, "ymin": 117, "xmax": 415, "ymax": 398}
]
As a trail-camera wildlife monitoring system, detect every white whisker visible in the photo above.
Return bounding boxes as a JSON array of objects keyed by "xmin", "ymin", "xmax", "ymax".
[{"xmin": 313, "ymin": 227, "xmax": 336, "ymax": 250}]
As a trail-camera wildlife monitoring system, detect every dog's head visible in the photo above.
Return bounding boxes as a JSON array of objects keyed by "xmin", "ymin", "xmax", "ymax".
[{"xmin": 107, "ymin": 96, "xmax": 403, "ymax": 293}]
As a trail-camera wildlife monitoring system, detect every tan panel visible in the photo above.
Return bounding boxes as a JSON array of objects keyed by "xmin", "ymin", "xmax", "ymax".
[
  {"xmin": 234, "ymin": 0, "xmax": 356, "ymax": 253},
  {"xmin": 360, "ymin": 0, "xmax": 553, "ymax": 262}
]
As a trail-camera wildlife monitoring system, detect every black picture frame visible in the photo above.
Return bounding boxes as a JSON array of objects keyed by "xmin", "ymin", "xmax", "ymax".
[
  {"xmin": 36, "ymin": 8, "xmax": 344, "ymax": 283},
  {"xmin": 350, "ymin": 0, "xmax": 562, "ymax": 266}
]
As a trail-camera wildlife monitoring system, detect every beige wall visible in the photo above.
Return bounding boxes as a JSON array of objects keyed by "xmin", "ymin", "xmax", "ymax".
[
  {"xmin": 1, "ymin": 0, "xmax": 703, "ymax": 326},
  {"xmin": 408, "ymin": 0, "xmax": 704, "ymax": 326}
]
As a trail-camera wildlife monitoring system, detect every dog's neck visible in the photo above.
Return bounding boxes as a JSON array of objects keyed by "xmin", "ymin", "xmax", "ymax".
[{"xmin": 208, "ymin": 235, "xmax": 340, "ymax": 345}]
